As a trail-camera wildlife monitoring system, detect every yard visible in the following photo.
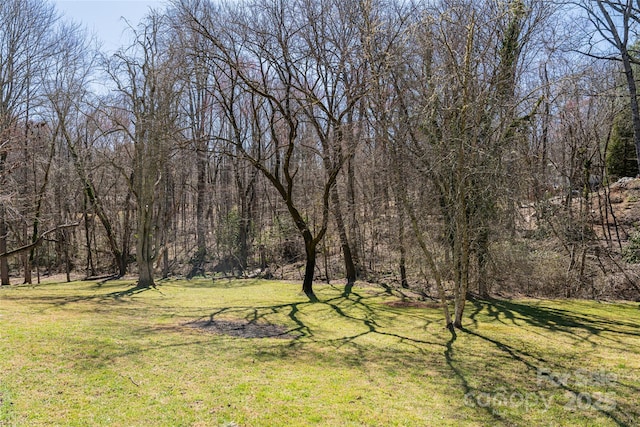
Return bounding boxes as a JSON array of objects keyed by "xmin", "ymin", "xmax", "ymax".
[{"xmin": 0, "ymin": 279, "xmax": 638, "ymax": 426}]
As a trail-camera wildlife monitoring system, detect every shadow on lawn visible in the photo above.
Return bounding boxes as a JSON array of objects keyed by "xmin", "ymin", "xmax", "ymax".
[
  {"xmin": 0, "ymin": 282, "xmax": 161, "ymax": 308},
  {"xmin": 461, "ymin": 297, "xmax": 639, "ymax": 426},
  {"xmin": 6, "ymin": 281, "xmax": 637, "ymax": 425},
  {"xmin": 105, "ymin": 284, "xmax": 163, "ymax": 299},
  {"xmin": 467, "ymin": 297, "xmax": 640, "ymax": 351},
  {"xmin": 201, "ymin": 288, "xmax": 441, "ymax": 349},
  {"xmin": 472, "ymin": 297, "xmax": 639, "ymax": 330},
  {"xmin": 442, "ymin": 333, "xmax": 513, "ymax": 424},
  {"xmin": 200, "ymin": 291, "xmax": 639, "ymax": 426},
  {"xmin": 201, "ymin": 291, "xmax": 517, "ymax": 423}
]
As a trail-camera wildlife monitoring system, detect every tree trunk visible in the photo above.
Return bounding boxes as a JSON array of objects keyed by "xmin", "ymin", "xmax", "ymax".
[
  {"xmin": 119, "ymin": 183, "xmax": 133, "ymax": 278},
  {"xmin": 23, "ymin": 225, "xmax": 31, "ymax": 284},
  {"xmin": 621, "ymin": 51, "xmax": 640, "ymax": 175},
  {"xmin": 346, "ymin": 155, "xmax": 363, "ymax": 278},
  {"xmin": 161, "ymin": 165, "xmax": 173, "ymax": 279},
  {"xmin": 23, "ymin": 253, "xmax": 31, "ymax": 284},
  {"xmin": 477, "ymin": 227, "xmax": 489, "ymax": 298},
  {"xmin": 453, "ymin": 216, "xmax": 471, "ymax": 329},
  {"xmin": 63, "ymin": 230, "xmax": 71, "ymax": 283},
  {"xmin": 83, "ymin": 196, "xmax": 96, "ymax": 277},
  {"xmin": 0, "ymin": 207, "xmax": 9, "ymax": 286},
  {"xmin": 117, "ymin": 252, "xmax": 128, "ymax": 278},
  {"xmin": 397, "ymin": 201, "xmax": 408, "ymax": 288},
  {"xmin": 592, "ymin": 0, "xmax": 640, "ymax": 175},
  {"xmin": 189, "ymin": 143, "xmax": 208, "ymax": 278},
  {"xmin": 236, "ymin": 174, "xmax": 256, "ymax": 274},
  {"xmin": 35, "ymin": 247, "xmax": 40, "ymax": 284},
  {"xmin": 138, "ymin": 258, "xmax": 155, "ymax": 288},
  {"xmin": 29, "ymin": 131, "xmax": 55, "ymax": 282},
  {"xmin": 66, "ymin": 135, "xmax": 125, "ymax": 277},
  {"xmin": 136, "ymin": 203, "xmax": 156, "ymax": 288},
  {"xmin": 330, "ymin": 185, "xmax": 357, "ymax": 286},
  {"xmin": 302, "ymin": 232, "xmax": 317, "ymax": 300},
  {"xmin": 162, "ymin": 246, "xmax": 170, "ymax": 279}
]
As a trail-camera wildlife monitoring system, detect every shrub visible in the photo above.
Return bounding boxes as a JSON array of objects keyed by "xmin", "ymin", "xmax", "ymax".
[
  {"xmin": 622, "ymin": 230, "xmax": 640, "ymax": 263},
  {"xmin": 606, "ymin": 111, "xmax": 638, "ymax": 179}
]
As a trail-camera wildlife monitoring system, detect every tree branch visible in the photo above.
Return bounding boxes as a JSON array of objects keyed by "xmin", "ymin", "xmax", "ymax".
[{"xmin": 0, "ymin": 223, "xmax": 79, "ymax": 259}]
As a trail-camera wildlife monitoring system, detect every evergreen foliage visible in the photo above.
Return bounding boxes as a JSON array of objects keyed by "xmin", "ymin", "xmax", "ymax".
[{"xmin": 607, "ymin": 110, "xmax": 639, "ymax": 179}]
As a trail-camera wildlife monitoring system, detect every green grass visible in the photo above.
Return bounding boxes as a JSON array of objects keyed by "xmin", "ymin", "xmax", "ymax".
[{"xmin": 0, "ymin": 278, "xmax": 639, "ymax": 426}]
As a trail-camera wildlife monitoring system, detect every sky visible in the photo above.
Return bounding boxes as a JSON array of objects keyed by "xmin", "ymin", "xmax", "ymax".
[{"xmin": 53, "ymin": 0, "xmax": 165, "ymax": 53}]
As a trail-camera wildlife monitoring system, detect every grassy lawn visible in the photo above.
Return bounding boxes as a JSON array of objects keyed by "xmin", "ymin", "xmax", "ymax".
[{"xmin": 0, "ymin": 279, "xmax": 638, "ymax": 426}]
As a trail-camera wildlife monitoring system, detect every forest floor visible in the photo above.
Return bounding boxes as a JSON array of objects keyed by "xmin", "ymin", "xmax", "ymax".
[{"xmin": 0, "ymin": 278, "xmax": 639, "ymax": 426}]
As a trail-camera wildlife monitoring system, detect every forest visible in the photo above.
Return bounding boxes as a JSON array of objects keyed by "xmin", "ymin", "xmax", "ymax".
[{"xmin": 2, "ymin": 0, "xmax": 640, "ymax": 329}]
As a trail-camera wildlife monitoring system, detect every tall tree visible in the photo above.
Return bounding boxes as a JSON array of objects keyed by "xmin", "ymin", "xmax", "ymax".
[
  {"xmin": 172, "ymin": 12, "xmax": 215, "ymax": 278},
  {"xmin": 296, "ymin": 0, "xmax": 369, "ymax": 288},
  {"xmin": 106, "ymin": 12, "xmax": 182, "ymax": 287},
  {"xmin": 179, "ymin": 0, "xmax": 350, "ymax": 299},
  {"xmin": 0, "ymin": 0, "xmax": 62, "ymax": 284},
  {"xmin": 376, "ymin": 0, "xmax": 547, "ymax": 329},
  {"xmin": 45, "ymin": 22, "xmax": 134, "ymax": 278},
  {"xmin": 576, "ymin": 0, "xmax": 640, "ymax": 174}
]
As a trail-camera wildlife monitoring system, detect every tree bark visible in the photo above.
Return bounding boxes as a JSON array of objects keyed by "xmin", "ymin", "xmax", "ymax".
[
  {"xmin": 398, "ymin": 205, "xmax": 409, "ymax": 289},
  {"xmin": 136, "ymin": 202, "xmax": 156, "ymax": 288},
  {"xmin": 302, "ymin": 232, "xmax": 318, "ymax": 300},
  {"xmin": 23, "ymin": 225, "xmax": 31, "ymax": 284},
  {"xmin": 477, "ymin": 227, "xmax": 490, "ymax": 298},
  {"xmin": 330, "ymin": 185, "xmax": 357, "ymax": 286},
  {"xmin": 119, "ymin": 183, "xmax": 133, "ymax": 278},
  {"xmin": 346, "ymin": 146, "xmax": 363, "ymax": 278},
  {"xmin": 0, "ymin": 206, "xmax": 9, "ymax": 285},
  {"xmin": 62, "ymin": 229, "xmax": 71, "ymax": 282},
  {"xmin": 189, "ymin": 141, "xmax": 208, "ymax": 278},
  {"xmin": 620, "ymin": 52, "xmax": 640, "ymax": 174},
  {"xmin": 592, "ymin": 0, "xmax": 640, "ymax": 174},
  {"xmin": 83, "ymin": 195, "xmax": 96, "ymax": 277},
  {"xmin": 235, "ymin": 161, "xmax": 257, "ymax": 274}
]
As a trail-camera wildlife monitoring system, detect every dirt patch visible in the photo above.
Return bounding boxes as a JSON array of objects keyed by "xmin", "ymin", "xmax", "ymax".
[
  {"xmin": 383, "ymin": 300, "xmax": 441, "ymax": 309},
  {"xmin": 186, "ymin": 319, "xmax": 300, "ymax": 339}
]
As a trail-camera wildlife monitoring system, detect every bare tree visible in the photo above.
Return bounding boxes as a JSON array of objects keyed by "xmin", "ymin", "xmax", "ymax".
[
  {"xmin": 296, "ymin": 0, "xmax": 370, "ymax": 289},
  {"xmin": 0, "ymin": 0, "xmax": 64, "ymax": 284},
  {"xmin": 169, "ymin": 10, "xmax": 216, "ymax": 278},
  {"xmin": 105, "ymin": 12, "xmax": 183, "ymax": 287},
  {"xmin": 43, "ymin": 21, "xmax": 135, "ymax": 278},
  {"xmin": 370, "ymin": 0, "xmax": 550, "ymax": 330},
  {"xmin": 575, "ymin": 0, "xmax": 640, "ymax": 173},
  {"xmin": 178, "ymin": 0, "xmax": 354, "ymax": 299}
]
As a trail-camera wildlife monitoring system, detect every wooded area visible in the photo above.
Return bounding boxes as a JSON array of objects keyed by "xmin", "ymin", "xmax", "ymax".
[{"xmin": 2, "ymin": 0, "xmax": 640, "ymax": 329}]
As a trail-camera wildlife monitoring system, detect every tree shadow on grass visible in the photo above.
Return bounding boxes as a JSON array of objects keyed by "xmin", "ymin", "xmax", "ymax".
[
  {"xmin": 459, "ymin": 297, "xmax": 640, "ymax": 426},
  {"xmin": 205, "ymin": 291, "xmax": 638, "ymax": 426},
  {"xmin": 200, "ymin": 289, "xmax": 442, "ymax": 350},
  {"xmin": 7, "ymin": 281, "xmax": 638, "ymax": 425},
  {"xmin": 197, "ymin": 299, "xmax": 314, "ymax": 340},
  {"xmin": 468, "ymin": 297, "xmax": 640, "ymax": 352},
  {"xmin": 320, "ymin": 291, "xmax": 442, "ymax": 351},
  {"xmin": 484, "ymin": 298, "xmax": 638, "ymax": 330},
  {"xmin": 104, "ymin": 284, "xmax": 165, "ymax": 299},
  {"xmin": 457, "ymin": 325, "xmax": 636, "ymax": 427},
  {"xmin": 0, "ymin": 282, "xmax": 161, "ymax": 308},
  {"xmin": 199, "ymin": 290, "xmax": 513, "ymax": 423},
  {"xmin": 446, "ymin": 337, "xmax": 504, "ymax": 424}
]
